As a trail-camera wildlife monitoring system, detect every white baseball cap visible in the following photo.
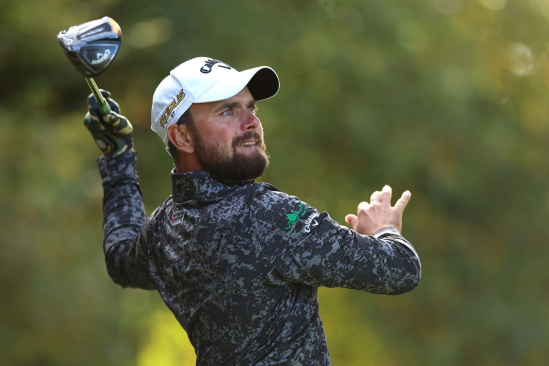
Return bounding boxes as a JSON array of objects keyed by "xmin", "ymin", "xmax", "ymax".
[{"xmin": 151, "ymin": 57, "xmax": 280, "ymax": 146}]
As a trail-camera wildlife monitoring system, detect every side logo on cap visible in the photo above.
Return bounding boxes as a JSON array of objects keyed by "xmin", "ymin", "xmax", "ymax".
[
  {"xmin": 159, "ymin": 89, "xmax": 186, "ymax": 128},
  {"xmin": 200, "ymin": 59, "xmax": 231, "ymax": 74}
]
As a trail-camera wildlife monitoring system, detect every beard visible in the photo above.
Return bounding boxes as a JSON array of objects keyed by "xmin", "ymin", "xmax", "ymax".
[{"xmin": 192, "ymin": 129, "xmax": 270, "ymax": 183}]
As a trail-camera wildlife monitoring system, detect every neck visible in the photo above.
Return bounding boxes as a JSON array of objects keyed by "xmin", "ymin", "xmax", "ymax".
[{"xmin": 174, "ymin": 154, "xmax": 204, "ymax": 174}]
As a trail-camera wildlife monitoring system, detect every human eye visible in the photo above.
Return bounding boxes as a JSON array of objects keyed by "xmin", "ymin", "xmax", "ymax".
[
  {"xmin": 221, "ymin": 109, "xmax": 232, "ymax": 116},
  {"xmin": 248, "ymin": 105, "xmax": 258, "ymax": 114}
]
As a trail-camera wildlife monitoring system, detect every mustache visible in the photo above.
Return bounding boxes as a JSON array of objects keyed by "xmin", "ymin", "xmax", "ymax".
[{"xmin": 233, "ymin": 131, "xmax": 263, "ymax": 146}]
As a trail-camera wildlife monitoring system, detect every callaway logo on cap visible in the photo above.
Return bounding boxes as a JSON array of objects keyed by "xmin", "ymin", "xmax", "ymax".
[{"xmin": 151, "ymin": 57, "xmax": 280, "ymax": 146}]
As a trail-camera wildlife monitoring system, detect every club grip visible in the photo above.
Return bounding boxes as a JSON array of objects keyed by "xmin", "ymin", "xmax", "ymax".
[
  {"xmin": 85, "ymin": 77, "xmax": 112, "ymax": 115},
  {"xmin": 98, "ymin": 99, "xmax": 112, "ymax": 115}
]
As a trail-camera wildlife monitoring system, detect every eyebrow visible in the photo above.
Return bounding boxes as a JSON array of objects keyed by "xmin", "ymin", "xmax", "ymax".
[{"xmin": 213, "ymin": 100, "xmax": 257, "ymax": 114}]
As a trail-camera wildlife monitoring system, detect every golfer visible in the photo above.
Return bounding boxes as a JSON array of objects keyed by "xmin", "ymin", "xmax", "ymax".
[{"xmin": 84, "ymin": 57, "xmax": 421, "ymax": 365}]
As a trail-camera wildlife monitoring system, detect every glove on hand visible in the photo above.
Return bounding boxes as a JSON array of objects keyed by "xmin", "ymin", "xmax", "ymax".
[{"xmin": 83, "ymin": 90, "xmax": 133, "ymax": 158}]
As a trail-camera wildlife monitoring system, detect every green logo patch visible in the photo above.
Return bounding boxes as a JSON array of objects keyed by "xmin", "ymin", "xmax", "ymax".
[{"xmin": 285, "ymin": 202, "xmax": 308, "ymax": 230}]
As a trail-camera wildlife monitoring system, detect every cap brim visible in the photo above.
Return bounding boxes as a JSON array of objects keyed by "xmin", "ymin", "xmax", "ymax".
[{"xmin": 194, "ymin": 66, "xmax": 279, "ymax": 103}]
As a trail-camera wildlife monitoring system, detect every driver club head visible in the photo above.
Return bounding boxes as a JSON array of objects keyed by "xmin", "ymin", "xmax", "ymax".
[{"xmin": 57, "ymin": 17, "xmax": 122, "ymax": 78}]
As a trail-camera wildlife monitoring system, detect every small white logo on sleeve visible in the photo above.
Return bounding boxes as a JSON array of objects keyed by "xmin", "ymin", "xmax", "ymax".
[{"xmin": 304, "ymin": 213, "xmax": 320, "ymax": 233}]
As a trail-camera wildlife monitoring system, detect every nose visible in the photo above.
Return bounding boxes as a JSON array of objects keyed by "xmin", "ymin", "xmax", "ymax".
[{"xmin": 242, "ymin": 108, "xmax": 260, "ymax": 131}]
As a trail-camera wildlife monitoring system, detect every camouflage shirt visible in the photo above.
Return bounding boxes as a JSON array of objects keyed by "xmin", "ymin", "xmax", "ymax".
[{"xmin": 97, "ymin": 151, "xmax": 421, "ymax": 365}]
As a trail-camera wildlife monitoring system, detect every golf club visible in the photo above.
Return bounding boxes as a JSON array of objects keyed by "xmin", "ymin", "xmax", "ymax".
[{"xmin": 57, "ymin": 17, "xmax": 122, "ymax": 115}]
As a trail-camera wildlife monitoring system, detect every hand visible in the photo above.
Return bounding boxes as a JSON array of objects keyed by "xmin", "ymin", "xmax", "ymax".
[
  {"xmin": 83, "ymin": 90, "xmax": 133, "ymax": 158},
  {"xmin": 345, "ymin": 185, "xmax": 411, "ymax": 235}
]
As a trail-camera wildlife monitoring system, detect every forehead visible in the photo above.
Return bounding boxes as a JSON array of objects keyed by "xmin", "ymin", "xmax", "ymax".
[{"xmin": 190, "ymin": 87, "xmax": 255, "ymax": 116}]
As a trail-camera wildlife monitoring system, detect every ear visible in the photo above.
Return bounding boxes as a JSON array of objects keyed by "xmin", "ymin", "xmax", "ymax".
[{"xmin": 167, "ymin": 124, "xmax": 195, "ymax": 154}]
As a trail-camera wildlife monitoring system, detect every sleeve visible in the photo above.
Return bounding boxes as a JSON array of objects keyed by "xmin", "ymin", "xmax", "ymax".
[
  {"xmin": 262, "ymin": 193, "xmax": 421, "ymax": 295},
  {"xmin": 97, "ymin": 151, "xmax": 155, "ymax": 290}
]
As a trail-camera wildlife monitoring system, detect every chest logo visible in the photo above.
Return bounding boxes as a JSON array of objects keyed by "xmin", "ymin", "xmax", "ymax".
[
  {"xmin": 285, "ymin": 202, "xmax": 308, "ymax": 230},
  {"xmin": 171, "ymin": 211, "xmax": 185, "ymax": 226}
]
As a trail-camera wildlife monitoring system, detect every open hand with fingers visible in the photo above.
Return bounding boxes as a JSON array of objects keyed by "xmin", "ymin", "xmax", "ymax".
[
  {"xmin": 83, "ymin": 90, "xmax": 134, "ymax": 159},
  {"xmin": 345, "ymin": 185, "xmax": 411, "ymax": 235}
]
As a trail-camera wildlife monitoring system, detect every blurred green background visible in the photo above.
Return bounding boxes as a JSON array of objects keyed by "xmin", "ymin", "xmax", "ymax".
[{"xmin": 2, "ymin": 0, "xmax": 549, "ymax": 364}]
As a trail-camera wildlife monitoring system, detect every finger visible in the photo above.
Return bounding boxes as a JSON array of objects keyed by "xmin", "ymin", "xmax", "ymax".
[
  {"xmin": 103, "ymin": 91, "xmax": 121, "ymax": 114},
  {"xmin": 370, "ymin": 191, "xmax": 381, "ymax": 203},
  {"xmin": 87, "ymin": 96, "xmax": 103, "ymax": 120},
  {"xmin": 87, "ymin": 93, "xmax": 99, "ymax": 110},
  {"xmin": 99, "ymin": 89, "xmax": 111, "ymax": 99},
  {"xmin": 106, "ymin": 98, "xmax": 120, "ymax": 114},
  {"xmin": 357, "ymin": 201, "xmax": 370, "ymax": 212},
  {"xmin": 345, "ymin": 214, "xmax": 358, "ymax": 229},
  {"xmin": 88, "ymin": 90, "xmax": 120, "ymax": 115},
  {"xmin": 394, "ymin": 190, "xmax": 412, "ymax": 211},
  {"xmin": 104, "ymin": 112, "xmax": 133, "ymax": 134},
  {"xmin": 103, "ymin": 112, "xmax": 118, "ymax": 124},
  {"xmin": 83, "ymin": 112, "xmax": 103, "ymax": 132},
  {"xmin": 380, "ymin": 185, "xmax": 392, "ymax": 205}
]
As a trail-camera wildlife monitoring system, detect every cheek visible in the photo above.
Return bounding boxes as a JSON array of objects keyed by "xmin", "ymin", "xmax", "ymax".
[{"xmin": 201, "ymin": 122, "xmax": 235, "ymax": 144}]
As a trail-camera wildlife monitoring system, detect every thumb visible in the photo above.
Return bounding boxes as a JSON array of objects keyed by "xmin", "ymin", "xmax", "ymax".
[{"xmin": 345, "ymin": 214, "xmax": 358, "ymax": 229}]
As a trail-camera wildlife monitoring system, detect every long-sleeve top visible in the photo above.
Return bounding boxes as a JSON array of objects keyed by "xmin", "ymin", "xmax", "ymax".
[{"xmin": 97, "ymin": 151, "xmax": 421, "ymax": 366}]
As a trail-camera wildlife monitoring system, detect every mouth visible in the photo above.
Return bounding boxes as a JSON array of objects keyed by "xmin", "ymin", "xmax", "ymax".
[{"xmin": 236, "ymin": 140, "xmax": 258, "ymax": 147}]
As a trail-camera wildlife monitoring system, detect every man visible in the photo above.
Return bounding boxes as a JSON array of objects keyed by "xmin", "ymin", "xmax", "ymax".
[{"xmin": 84, "ymin": 57, "xmax": 421, "ymax": 365}]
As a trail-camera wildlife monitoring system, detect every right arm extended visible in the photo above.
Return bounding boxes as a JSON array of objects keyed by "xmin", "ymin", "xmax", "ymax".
[
  {"xmin": 85, "ymin": 91, "xmax": 155, "ymax": 290},
  {"xmin": 98, "ymin": 151, "xmax": 155, "ymax": 290}
]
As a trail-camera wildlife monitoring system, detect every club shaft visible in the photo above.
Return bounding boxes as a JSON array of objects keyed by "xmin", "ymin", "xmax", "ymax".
[{"xmin": 85, "ymin": 77, "xmax": 111, "ymax": 115}]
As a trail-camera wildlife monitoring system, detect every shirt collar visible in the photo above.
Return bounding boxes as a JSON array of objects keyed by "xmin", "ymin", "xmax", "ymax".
[{"xmin": 171, "ymin": 170, "xmax": 254, "ymax": 205}]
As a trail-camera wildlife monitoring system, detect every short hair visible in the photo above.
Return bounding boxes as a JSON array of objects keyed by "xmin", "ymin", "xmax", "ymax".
[{"xmin": 168, "ymin": 109, "xmax": 195, "ymax": 164}]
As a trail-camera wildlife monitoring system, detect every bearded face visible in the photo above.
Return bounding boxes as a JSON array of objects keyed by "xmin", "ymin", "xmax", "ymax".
[{"xmin": 191, "ymin": 127, "xmax": 270, "ymax": 183}]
